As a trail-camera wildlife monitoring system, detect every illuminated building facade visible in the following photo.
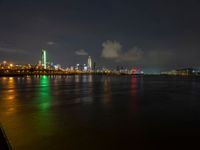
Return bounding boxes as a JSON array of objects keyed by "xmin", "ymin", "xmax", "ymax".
[
  {"xmin": 87, "ymin": 56, "xmax": 92, "ymax": 70},
  {"xmin": 41, "ymin": 49, "xmax": 47, "ymax": 69},
  {"xmin": 176, "ymin": 68, "xmax": 198, "ymax": 76}
]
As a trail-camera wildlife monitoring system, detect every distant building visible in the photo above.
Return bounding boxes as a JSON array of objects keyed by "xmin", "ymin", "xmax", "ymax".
[
  {"xmin": 161, "ymin": 68, "xmax": 200, "ymax": 76},
  {"xmin": 41, "ymin": 49, "xmax": 47, "ymax": 69},
  {"xmin": 87, "ymin": 56, "xmax": 92, "ymax": 70},
  {"xmin": 54, "ymin": 64, "xmax": 61, "ymax": 70},
  {"xmin": 116, "ymin": 66, "xmax": 120, "ymax": 71},
  {"xmin": 83, "ymin": 64, "xmax": 88, "ymax": 71},
  {"xmin": 93, "ymin": 62, "xmax": 96, "ymax": 71},
  {"xmin": 176, "ymin": 68, "xmax": 198, "ymax": 76},
  {"xmin": 161, "ymin": 70, "xmax": 177, "ymax": 75},
  {"xmin": 38, "ymin": 60, "xmax": 42, "ymax": 66}
]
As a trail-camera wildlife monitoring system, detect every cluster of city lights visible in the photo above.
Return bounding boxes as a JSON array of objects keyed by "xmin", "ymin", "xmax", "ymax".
[{"xmin": 0, "ymin": 50, "xmax": 142, "ymax": 75}]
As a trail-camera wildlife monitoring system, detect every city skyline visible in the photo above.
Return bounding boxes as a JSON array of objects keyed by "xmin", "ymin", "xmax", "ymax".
[{"xmin": 0, "ymin": 0, "xmax": 200, "ymax": 72}]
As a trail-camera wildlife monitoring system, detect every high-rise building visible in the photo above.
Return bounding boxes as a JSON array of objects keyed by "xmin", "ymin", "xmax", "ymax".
[
  {"xmin": 87, "ymin": 56, "xmax": 92, "ymax": 70},
  {"xmin": 38, "ymin": 60, "xmax": 42, "ymax": 65},
  {"xmin": 41, "ymin": 49, "xmax": 47, "ymax": 69},
  {"xmin": 93, "ymin": 62, "xmax": 96, "ymax": 71}
]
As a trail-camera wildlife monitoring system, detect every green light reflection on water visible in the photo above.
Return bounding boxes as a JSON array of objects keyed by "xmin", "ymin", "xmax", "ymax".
[
  {"xmin": 34, "ymin": 75, "xmax": 55, "ymax": 137},
  {"xmin": 38, "ymin": 75, "xmax": 51, "ymax": 111}
]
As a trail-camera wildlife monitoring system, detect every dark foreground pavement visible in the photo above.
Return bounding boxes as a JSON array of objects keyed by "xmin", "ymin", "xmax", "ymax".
[{"xmin": 0, "ymin": 127, "xmax": 11, "ymax": 150}]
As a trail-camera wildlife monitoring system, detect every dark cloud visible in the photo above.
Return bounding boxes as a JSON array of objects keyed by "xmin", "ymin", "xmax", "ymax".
[
  {"xmin": 0, "ymin": 47, "xmax": 27, "ymax": 54},
  {"xmin": 75, "ymin": 49, "xmax": 88, "ymax": 56},
  {"xmin": 101, "ymin": 41, "xmax": 122, "ymax": 59},
  {"xmin": 47, "ymin": 41, "xmax": 55, "ymax": 46},
  {"xmin": 101, "ymin": 40, "xmax": 143, "ymax": 62}
]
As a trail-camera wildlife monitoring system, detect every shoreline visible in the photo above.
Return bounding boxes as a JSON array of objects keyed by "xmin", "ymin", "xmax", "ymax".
[{"xmin": 0, "ymin": 73, "xmax": 200, "ymax": 78}]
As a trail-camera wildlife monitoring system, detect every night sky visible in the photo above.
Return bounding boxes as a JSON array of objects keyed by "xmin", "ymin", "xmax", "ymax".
[{"xmin": 0, "ymin": 0, "xmax": 200, "ymax": 72}]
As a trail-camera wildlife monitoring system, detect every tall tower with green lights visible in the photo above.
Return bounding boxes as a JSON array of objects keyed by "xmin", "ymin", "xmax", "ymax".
[{"xmin": 41, "ymin": 49, "xmax": 47, "ymax": 69}]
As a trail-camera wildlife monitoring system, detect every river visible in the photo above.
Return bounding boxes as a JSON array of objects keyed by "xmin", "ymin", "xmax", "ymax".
[{"xmin": 0, "ymin": 75, "xmax": 200, "ymax": 149}]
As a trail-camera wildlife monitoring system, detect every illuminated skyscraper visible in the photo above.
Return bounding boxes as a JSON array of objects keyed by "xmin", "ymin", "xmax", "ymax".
[
  {"xmin": 87, "ymin": 56, "xmax": 92, "ymax": 70},
  {"xmin": 41, "ymin": 49, "xmax": 47, "ymax": 69}
]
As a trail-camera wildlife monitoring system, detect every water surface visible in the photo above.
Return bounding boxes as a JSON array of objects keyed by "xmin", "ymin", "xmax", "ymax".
[{"xmin": 0, "ymin": 75, "xmax": 200, "ymax": 150}]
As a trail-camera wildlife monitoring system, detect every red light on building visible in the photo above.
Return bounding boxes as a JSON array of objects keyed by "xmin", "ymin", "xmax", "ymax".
[{"xmin": 132, "ymin": 67, "xmax": 137, "ymax": 74}]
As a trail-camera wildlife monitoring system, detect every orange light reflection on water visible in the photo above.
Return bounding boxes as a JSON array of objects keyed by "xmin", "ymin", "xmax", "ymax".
[
  {"xmin": 102, "ymin": 77, "xmax": 112, "ymax": 106},
  {"xmin": 0, "ymin": 77, "xmax": 17, "ymax": 115}
]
